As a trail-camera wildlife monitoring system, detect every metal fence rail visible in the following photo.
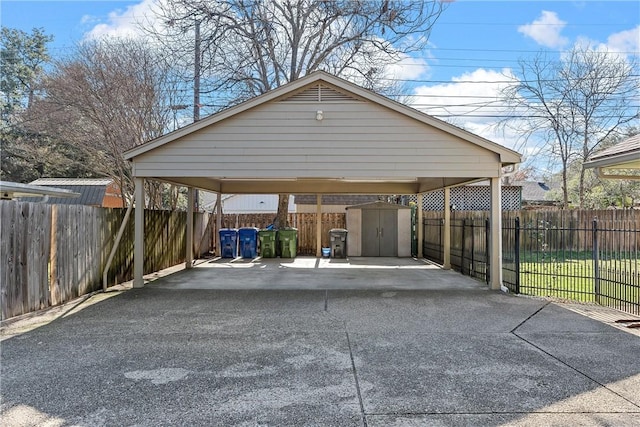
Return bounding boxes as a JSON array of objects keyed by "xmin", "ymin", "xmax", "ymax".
[
  {"xmin": 422, "ymin": 210, "xmax": 640, "ymax": 315},
  {"xmin": 450, "ymin": 217, "xmax": 489, "ymax": 284}
]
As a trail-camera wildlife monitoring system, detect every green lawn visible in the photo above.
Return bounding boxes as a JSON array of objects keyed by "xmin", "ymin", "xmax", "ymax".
[{"xmin": 518, "ymin": 255, "xmax": 639, "ymax": 308}]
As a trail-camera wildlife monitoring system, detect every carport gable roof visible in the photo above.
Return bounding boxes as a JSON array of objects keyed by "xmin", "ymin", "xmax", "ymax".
[
  {"xmin": 583, "ymin": 134, "xmax": 640, "ymax": 170},
  {"xmin": 124, "ymin": 71, "xmax": 521, "ymax": 194}
]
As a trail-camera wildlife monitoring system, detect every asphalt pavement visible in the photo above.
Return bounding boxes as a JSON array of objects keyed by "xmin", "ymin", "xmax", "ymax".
[{"xmin": 1, "ymin": 257, "xmax": 639, "ymax": 426}]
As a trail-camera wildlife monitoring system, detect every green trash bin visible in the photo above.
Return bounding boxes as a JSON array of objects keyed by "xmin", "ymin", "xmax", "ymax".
[
  {"xmin": 258, "ymin": 229, "xmax": 277, "ymax": 258},
  {"xmin": 278, "ymin": 228, "xmax": 298, "ymax": 258}
]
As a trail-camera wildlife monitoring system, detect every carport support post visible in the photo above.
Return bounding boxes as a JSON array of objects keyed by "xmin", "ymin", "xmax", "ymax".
[
  {"xmin": 443, "ymin": 187, "xmax": 451, "ymax": 269},
  {"xmin": 316, "ymin": 194, "xmax": 322, "ymax": 257},
  {"xmin": 186, "ymin": 187, "xmax": 194, "ymax": 269},
  {"xmin": 489, "ymin": 176, "xmax": 503, "ymax": 290},
  {"xmin": 417, "ymin": 193, "xmax": 423, "ymax": 258},
  {"xmin": 133, "ymin": 178, "xmax": 145, "ymax": 288},
  {"xmin": 216, "ymin": 192, "xmax": 222, "ymax": 256}
]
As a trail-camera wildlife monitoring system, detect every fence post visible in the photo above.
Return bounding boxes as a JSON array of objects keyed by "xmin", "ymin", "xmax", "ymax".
[
  {"xmin": 593, "ymin": 218, "xmax": 600, "ymax": 304},
  {"xmin": 461, "ymin": 218, "xmax": 466, "ymax": 275},
  {"xmin": 515, "ymin": 217, "xmax": 520, "ymax": 294},
  {"xmin": 485, "ymin": 218, "xmax": 490, "ymax": 285},
  {"xmin": 439, "ymin": 218, "xmax": 444, "ymax": 264},
  {"xmin": 470, "ymin": 220, "xmax": 475, "ymax": 276}
]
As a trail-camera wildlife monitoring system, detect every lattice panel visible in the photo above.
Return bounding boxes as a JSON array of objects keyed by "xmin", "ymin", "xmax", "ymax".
[{"xmin": 409, "ymin": 186, "xmax": 521, "ymax": 211}]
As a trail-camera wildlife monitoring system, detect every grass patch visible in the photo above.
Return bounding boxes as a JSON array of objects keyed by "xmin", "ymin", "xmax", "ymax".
[{"xmin": 518, "ymin": 256, "xmax": 639, "ymax": 307}]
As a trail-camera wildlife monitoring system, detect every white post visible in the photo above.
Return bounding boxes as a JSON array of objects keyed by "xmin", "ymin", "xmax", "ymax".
[
  {"xmin": 490, "ymin": 176, "xmax": 503, "ymax": 290},
  {"xmin": 417, "ymin": 193, "xmax": 424, "ymax": 258},
  {"xmin": 216, "ymin": 192, "xmax": 223, "ymax": 256},
  {"xmin": 186, "ymin": 187, "xmax": 194, "ymax": 269},
  {"xmin": 443, "ymin": 187, "xmax": 451, "ymax": 269},
  {"xmin": 316, "ymin": 194, "xmax": 322, "ymax": 257},
  {"xmin": 133, "ymin": 178, "xmax": 145, "ymax": 288}
]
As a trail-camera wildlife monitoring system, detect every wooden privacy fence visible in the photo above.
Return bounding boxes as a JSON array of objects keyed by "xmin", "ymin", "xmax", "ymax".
[
  {"xmin": 1, "ymin": 201, "xmax": 212, "ymax": 320},
  {"xmin": 502, "ymin": 209, "xmax": 640, "ymax": 252},
  {"xmin": 208, "ymin": 213, "xmax": 346, "ymax": 255},
  {"xmin": 423, "ymin": 209, "xmax": 640, "ymax": 252}
]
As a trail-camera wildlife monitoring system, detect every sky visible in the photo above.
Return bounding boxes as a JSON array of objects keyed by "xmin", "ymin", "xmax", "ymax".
[{"xmin": 1, "ymin": 0, "xmax": 639, "ymax": 171}]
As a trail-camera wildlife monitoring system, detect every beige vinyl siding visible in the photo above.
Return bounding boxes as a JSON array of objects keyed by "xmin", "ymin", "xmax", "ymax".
[{"xmin": 133, "ymin": 101, "xmax": 498, "ymax": 178}]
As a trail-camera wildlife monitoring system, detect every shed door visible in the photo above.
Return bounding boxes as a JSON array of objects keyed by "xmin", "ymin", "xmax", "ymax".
[{"xmin": 362, "ymin": 209, "xmax": 398, "ymax": 256}]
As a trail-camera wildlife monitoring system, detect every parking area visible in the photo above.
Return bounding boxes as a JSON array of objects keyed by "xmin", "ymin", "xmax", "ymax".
[
  {"xmin": 1, "ymin": 257, "xmax": 639, "ymax": 426},
  {"xmin": 149, "ymin": 257, "xmax": 483, "ymax": 291}
]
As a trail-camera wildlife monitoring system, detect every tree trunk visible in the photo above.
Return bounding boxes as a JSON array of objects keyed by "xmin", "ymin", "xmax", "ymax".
[
  {"xmin": 274, "ymin": 194, "xmax": 290, "ymax": 229},
  {"xmin": 578, "ymin": 167, "xmax": 586, "ymax": 208},
  {"xmin": 562, "ymin": 166, "xmax": 569, "ymax": 209}
]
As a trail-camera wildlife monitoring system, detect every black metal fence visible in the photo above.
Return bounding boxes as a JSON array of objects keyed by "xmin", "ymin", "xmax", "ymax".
[
  {"xmin": 423, "ymin": 210, "xmax": 640, "ymax": 315},
  {"xmin": 450, "ymin": 217, "xmax": 490, "ymax": 284}
]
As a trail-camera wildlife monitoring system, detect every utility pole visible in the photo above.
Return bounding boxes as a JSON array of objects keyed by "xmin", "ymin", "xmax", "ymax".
[
  {"xmin": 193, "ymin": 19, "xmax": 201, "ymax": 211},
  {"xmin": 194, "ymin": 19, "xmax": 201, "ymax": 122}
]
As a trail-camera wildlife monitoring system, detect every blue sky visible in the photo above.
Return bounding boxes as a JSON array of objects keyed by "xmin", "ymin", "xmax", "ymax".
[{"xmin": 2, "ymin": 0, "xmax": 639, "ymax": 165}]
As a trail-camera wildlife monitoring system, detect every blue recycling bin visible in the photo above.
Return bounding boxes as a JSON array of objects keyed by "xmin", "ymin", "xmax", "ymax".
[
  {"xmin": 238, "ymin": 227, "xmax": 259, "ymax": 258},
  {"xmin": 219, "ymin": 228, "xmax": 238, "ymax": 258}
]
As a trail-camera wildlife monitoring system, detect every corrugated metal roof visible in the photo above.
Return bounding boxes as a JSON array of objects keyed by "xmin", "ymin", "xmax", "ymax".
[
  {"xmin": 30, "ymin": 178, "xmax": 113, "ymax": 186},
  {"xmin": 22, "ymin": 183, "xmax": 107, "ymax": 206}
]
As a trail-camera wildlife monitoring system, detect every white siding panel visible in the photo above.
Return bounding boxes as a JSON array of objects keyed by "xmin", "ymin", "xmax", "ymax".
[{"xmin": 135, "ymin": 101, "xmax": 499, "ymax": 179}]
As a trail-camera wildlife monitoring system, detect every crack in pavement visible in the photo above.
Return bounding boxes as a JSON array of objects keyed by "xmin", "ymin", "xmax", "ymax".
[
  {"xmin": 510, "ymin": 303, "xmax": 640, "ymax": 411},
  {"xmin": 345, "ymin": 325, "xmax": 368, "ymax": 427}
]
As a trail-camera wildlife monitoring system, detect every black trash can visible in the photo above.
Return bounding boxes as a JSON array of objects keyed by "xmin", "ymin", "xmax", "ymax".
[{"xmin": 329, "ymin": 228, "xmax": 348, "ymax": 258}]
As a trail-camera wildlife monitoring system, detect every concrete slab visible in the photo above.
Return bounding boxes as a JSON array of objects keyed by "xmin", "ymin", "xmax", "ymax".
[
  {"xmin": 152, "ymin": 257, "xmax": 483, "ymax": 291},
  {"xmin": 368, "ymin": 413, "xmax": 640, "ymax": 427},
  {"xmin": 2, "ymin": 258, "xmax": 639, "ymax": 426}
]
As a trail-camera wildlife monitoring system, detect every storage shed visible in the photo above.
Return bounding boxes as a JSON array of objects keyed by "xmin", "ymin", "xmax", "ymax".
[{"xmin": 346, "ymin": 201, "xmax": 412, "ymax": 257}]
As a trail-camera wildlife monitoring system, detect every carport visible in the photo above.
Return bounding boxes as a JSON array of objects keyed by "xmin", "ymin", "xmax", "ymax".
[{"xmin": 124, "ymin": 71, "xmax": 521, "ymax": 290}]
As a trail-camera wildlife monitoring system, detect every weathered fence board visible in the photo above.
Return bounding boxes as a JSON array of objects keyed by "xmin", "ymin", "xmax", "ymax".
[{"xmin": 1, "ymin": 201, "xmax": 214, "ymax": 320}]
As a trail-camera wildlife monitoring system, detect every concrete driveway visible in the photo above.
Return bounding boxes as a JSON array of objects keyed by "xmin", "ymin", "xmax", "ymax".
[{"xmin": 1, "ymin": 257, "xmax": 639, "ymax": 426}]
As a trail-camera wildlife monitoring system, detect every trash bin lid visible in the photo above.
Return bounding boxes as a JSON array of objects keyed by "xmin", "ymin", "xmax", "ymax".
[{"xmin": 330, "ymin": 228, "xmax": 348, "ymax": 233}]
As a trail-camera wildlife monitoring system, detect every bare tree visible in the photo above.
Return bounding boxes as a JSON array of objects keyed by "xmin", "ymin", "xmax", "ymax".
[
  {"xmin": 148, "ymin": 0, "xmax": 447, "ymax": 226},
  {"xmin": 501, "ymin": 46, "xmax": 639, "ymax": 208},
  {"xmin": 27, "ymin": 39, "xmax": 179, "ymax": 206}
]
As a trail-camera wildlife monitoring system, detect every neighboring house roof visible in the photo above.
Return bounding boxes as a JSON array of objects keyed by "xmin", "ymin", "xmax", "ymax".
[
  {"xmin": 0, "ymin": 181, "xmax": 80, "ymax": 200},
  {"xmin": 584, "ymin": 134, "xmax": 640, "ymax": 171},
  {"xmin": 511, "ymin": 181, "xmax": 557, "ymax": 204},
  {"xmin": 201, "ymin": 193, "xmax": 295, "ymax": 213},
  {"xmin": 28, "ymin": 178, "xmax": 117, "ymax": 206},
  {"xmin": 295, "ymin": 195, "xmax": 380, "ymax": 206}
]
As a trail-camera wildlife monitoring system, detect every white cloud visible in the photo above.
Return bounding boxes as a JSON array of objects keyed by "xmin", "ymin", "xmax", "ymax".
[
  {"xmin": 84, "ymin": 0, "xmax": 158, "ymax": 40},
  {"xmin": 385, "ymin": 54, "xmax": 431, "ymax": 81},
  {"xmin": 409, "ymin": 68, "xmax": 543, "ymax": 155},
  {"xmin": 606, "ymin": 25, "xmax": 640, "ymax": 55},
  {"xmin": 518, "ymin": 11, "xmax": 568, "ymax": 48},
  {"xmin": 411, "ymin": 68, "xmax": 513, "ymax": 123}
]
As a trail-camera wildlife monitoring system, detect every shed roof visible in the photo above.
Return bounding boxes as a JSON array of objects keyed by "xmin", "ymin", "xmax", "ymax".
[
  {"xmin": 346, "ymin": 200, "xmax": 412, "ymax": 210},
  {"xmin": 124, "ymin": 71, "xmax": 521, "ymax": 195}
]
